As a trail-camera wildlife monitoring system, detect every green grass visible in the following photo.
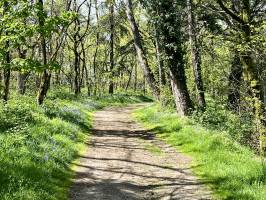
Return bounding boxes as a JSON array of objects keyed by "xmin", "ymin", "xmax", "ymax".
[
  {"xmin": 0, "ymin": 90, "xmax": 149, "ymax": 200},
  {"xmin": 134, "ymin": 104, "xmax": 266, "ymax": 200}
]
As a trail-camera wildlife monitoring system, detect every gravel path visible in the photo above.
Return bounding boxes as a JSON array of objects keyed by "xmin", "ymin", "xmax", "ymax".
[{"xmin": 70, "ymin": 104, "xmax": 212, "ymax": 200}]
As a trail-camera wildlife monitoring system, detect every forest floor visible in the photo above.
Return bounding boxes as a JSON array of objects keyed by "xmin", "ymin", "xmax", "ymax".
[{"xmin": 69, "ymin": 104, "xmax": 212, "ymax": 200}]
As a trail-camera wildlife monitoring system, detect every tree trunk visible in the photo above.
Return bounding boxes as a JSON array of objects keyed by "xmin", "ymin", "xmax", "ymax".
[
  {"xmin": 228, "ymin": 54, "xmax": 243, "ymax": 111},
  {"xmin": 93, "ymin": 0, "xmax": 99, "ymax": 96},
  {"xmin": 124, "ymin": 0, "xmax": 160, "ymax": 100},
  {"xmin": 154, "ymin": 27, "xmax": 166, "ymax": 89},
  {"xmin": 55, "ymin": 71, "xmax": 61, "ymax": 85},
  {"xmin": 3, "ymin": 68, "xmax": 10, "ymax": 102},
  {"xmin": 3, "ymin": 48, "xmax": 10, "ymax": 102},
  {"xmin": 3, "ymin": 2, "xmax": 10, "ymax": 102},
  {"xmin": 17, "ymin": 73, "xmax": 28, "ymax": 95},
  {"xmin": 74, "ymin": 41, "xmax": 81, "ymax": 95},
  {"xmin": 109, "ymin": 1, "xmax": 115, "ymax": 94},
  {"xmin": 17, "ymin": 49, "xmax": 28, "ymax": 95},
  {"xmin": 158, "ymin": 1, "xmax": 193, "ymax": 116},
  {"xmin": 187, "ymin": 0, "xmax": 206, "ymax": 108},
  {"xmin": 134, "ymin": 63, "xmax": 137, "ymax": 92},
  {"xmin": 240, "ymin": 1, "xmax": 265, "ymax": 155},
  {"xmin": 81, "ymin": 42, "xmax": 91, "ymax": 96},
  {"xmin": 37, "ymin": 0, "xmax": 51, "ymax": 105},
  {"xmin": 126, "ymin": 65, "xmax": 134, "ymax": 91},
  {"xmin": 169, "ymin": 64, "xmax": 193, "ymax": 116}
]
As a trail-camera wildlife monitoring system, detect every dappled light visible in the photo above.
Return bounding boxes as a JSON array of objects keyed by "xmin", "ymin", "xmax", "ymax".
[{"xmin": 0, "ymin": 0, "xmax": 265, "ymax": 199}]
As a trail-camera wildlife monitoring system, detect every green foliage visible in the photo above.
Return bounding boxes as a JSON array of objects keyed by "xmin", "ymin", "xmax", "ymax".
[
  {"xmin": 0, "ymin": 0, "xmax": 74, "ymax": 75},
  {"xmin": 0, "ymin": 91, "xmax": 148, "ymax": 200},
  {"xmin": 159, "ymin": 85, "xmax": 175, "ymax": 108},
  {"xmin": 0, "ymin": 96, "xmax": 88, "ymax": 200},
  {"xmin": 134, "ymin": 104, "xmax": 266, "ymax": 200},
  {"xmin": 191, "ymin": 98, "xmax": 254, "ymax": 145},
  {"xmin": 91, "ymin": 93, "xmax": 152, "ymax": 106}
]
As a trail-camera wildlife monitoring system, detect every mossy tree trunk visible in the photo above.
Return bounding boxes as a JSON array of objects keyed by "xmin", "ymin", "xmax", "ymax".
[
  {"xmin": 217, "ymin": 0, "xmax": 265, "ymax": 155},
  {"xmin": 158, "ymin": 0, "xmax": 193, "ymax": 116}
]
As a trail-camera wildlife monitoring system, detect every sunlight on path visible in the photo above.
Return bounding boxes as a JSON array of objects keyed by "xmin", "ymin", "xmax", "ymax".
[{"xmin": 70, "ymin": 104, "xmax": 211, "ymax": 200}]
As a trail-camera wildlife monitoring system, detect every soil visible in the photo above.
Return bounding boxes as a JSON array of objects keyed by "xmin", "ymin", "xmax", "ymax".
[{"xmin": 70, "ymin": 104, "xmax": 212, "ymax": 200}]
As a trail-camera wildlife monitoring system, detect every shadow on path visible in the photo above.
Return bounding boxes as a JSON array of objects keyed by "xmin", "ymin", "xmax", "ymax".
[{"xmin": 70, "ymin": 104, "xmax": 212, "ymax": 200}]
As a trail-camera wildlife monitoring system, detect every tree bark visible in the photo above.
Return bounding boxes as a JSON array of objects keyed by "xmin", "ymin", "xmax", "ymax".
[
  {"xmin": 158, "ymin": 0, "xmax": 193, "ymax": 116},
  {"xmin": 109, "ymin": 1, "xmax": 115, "ymax": 94},
  {"xmin": 37, "ymin": 0, "xmax": 51, "ymax": 105},
  {"xmin": 154, "ymin": 27, "xmax": 166, "ymax": 89},
  {"xmin": 3, "ymin": 2, "xmax": 11, "ymax": 102},
  {"xmin": 216, "ymin": 1, "xmax": 264, "ymax": 101},
  {"xmin": 73, "ymin": 40, "xmax": 81, "ymax": 95},
  {"xmin": 124, "ymin": 0, "xmax": 160, "ymax": 100},
  {"xmin": 134, "ymin": 63, "xmax": 137, "ymax": 92},
  {"xmin": 216, "ymin": 0, "xmax": 265, "ymax": 154},
  {"xmin": 168, "ymin": 63, "xmax": 193, "ymax": 116},
  {"xmin": 3, "ymin": 66, "xmax": 10, "ymax": 102},
  {"xmin": 126, "ymin": 65, "xmax": 134, "ymax": 91},
  {"xmin": 93, "ymin": 0, "xmax": 100, "ymax": 96},
  {"xmin": 187, "ymin": 0, "xmax": 206, "ymax": 108},
  {"xmin": 17, "ymin": 49, "xmax": 28, "ymax": 95},
  {"xmin": 81, "ymin": 42, "xmax": 91, "ymax": 96},
  {"xmin": 17, "ymin": 73, "xmax": 28, "ymax": 95}
]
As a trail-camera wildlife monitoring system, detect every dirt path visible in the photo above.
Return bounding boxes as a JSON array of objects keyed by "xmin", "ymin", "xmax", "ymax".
[{"xmin": 70, "ymin": 104, "xmax": 211, "ymax": 200}]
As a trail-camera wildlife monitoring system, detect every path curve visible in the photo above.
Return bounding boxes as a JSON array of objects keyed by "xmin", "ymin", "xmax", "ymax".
[{"xmin": 70, "ymin": 104, "xmax": 211, "ymax": 200}]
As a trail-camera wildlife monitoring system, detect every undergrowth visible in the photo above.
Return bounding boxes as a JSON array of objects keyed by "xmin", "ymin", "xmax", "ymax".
[
  {"xmin": 0, "ymin": 89, "xmax": 148, "ymax": 200},
  {"xmin": 134, "ymin": 104, "xmax": 266, "ymax": 200}
]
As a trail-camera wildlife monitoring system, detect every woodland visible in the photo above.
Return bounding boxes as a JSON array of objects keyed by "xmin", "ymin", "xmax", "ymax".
[{"xmin": 0, "ymin": 0, "xmax": 265, "ymax": 199}]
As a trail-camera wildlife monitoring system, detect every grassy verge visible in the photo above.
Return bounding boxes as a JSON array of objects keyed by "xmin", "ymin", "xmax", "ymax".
[
  {"xmin": 0, "ymin": 91, "xmax": 149, "ymax": 200},
  {"xmin": 134, "ymin": 104, "xmax": 266, "ymax": 200}
]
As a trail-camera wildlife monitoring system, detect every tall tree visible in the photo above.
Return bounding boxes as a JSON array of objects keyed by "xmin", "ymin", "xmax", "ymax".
[
  {"xmin": 2, "ymin": 1, "xmax": 11, "ymax": 101},
  {"xmin": 37, "ymin": 0, "xmax": 51, "ymax": 105},
  {"xmin": 67, "ymin": 0, "xmax": 92, "ymax": 96},
  {"xmin": 93, "ymin": 0, "xmax": 100, "ymax": 95},
  {"xmin": 154, "ymin": 22, "xmax": 166, "ymax": 90},
  {"xmin": 156, "ymin": 0, "xmax": 193, "ymax": 116},
  {"xmin": 124, "ymin": 0, "xmax": 160, "ymax": 100},
  {"xmin": 187, "ymin": 0, "xmax": 206, "ymax": 108},
  {"xmin": 216, "ymin": 0, "xmax": 266, "ymax": 155},
  {"xmin": 215, "ymin": 0, "xmax": 264, "ymax": 103},
  {"xmin": 109, "ymin": 0, "xmax": 115, "ymax": 94}
]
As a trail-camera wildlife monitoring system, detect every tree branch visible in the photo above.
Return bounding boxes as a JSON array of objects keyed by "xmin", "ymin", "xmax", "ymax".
[{"xmin": 216, "ymin": 0, "xmax": 246, "ymax": 25}]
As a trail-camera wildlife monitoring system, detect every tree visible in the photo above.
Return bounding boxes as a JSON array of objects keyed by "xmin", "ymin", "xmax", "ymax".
[
  {"xmin": 187, "ymin": 0, "xmax": 206, "ymax": 108},
  {"xmin": 108, "ymin": 0, "xmax": 115, "ymax": 94},
  {"xmin": 144, "ymin": 0, "xmax": 193, "ymax": 115},
  {"xmin": 124, "ymin": 0, "xmax": 160, "ymax": 100},
  {"xmin": 2, "ymin": 1, "xmax": 11, "ymax": 102},
  {"xmin": 215, "ymin": 0, "xmax": 266, "ymax": 155},
  {"xmin": 17, "ymin": 48, "xmax": 29, "ymax": 95},
  {"xmin": 66, "ymin": 0, "xmax": 92, "ymax": 96},
  {"xmin": 37, "ymin": 0, "xmax": 51, "ymax": 105}
]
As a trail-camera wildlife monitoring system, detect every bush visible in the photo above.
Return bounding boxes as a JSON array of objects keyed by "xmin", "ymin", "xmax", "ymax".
[{"xmin": 191, "ymin": 98, "xmax": 255, "ymax": 146}]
